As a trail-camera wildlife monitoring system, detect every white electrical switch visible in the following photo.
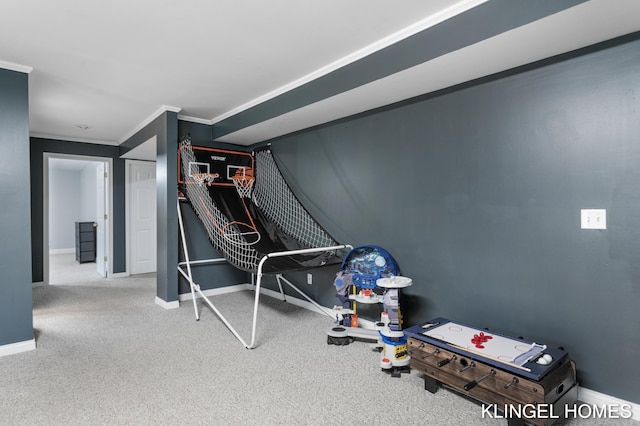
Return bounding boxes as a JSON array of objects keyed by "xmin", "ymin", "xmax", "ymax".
[{"xmin": 581, "ymin": 209, "xmax": 606, "ymax": 230}]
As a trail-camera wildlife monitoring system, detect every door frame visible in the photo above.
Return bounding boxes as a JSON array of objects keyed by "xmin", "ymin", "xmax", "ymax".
[
  {"xmin": 125, "ymin": 159, "xmax": 157, "ymax": 275},
  {"xmin": 43, "ymin": 153, "xmax": 113, "ymax": 285}
]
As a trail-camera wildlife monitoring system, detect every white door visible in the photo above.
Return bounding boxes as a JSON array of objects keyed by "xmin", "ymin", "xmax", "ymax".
[
  {"xmin": 129, "ymin": 161, "xmax": 157, "ymax": 274},
  {"xmin": 95, "ymin": 162, "xmax": 109, "ymax": 277}
]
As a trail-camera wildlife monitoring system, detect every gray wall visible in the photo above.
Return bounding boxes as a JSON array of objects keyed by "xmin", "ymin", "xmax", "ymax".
[
  {"xmin": 262, "ymin": 35, "xmax": 640, "ymax": 403},
  {"xmin": 79, "ymin": 164, "xmax": 99, "ymax": 224},
  {"xmin": 49, "ymin": 168, "xmax": 83, "ymax": 250},
  {"xmin": 48, "ymin": 164, "xmax": 100, "ymax": 251},
  {"xmin": 0, "ymin": 68, "xmax": 33, "ymax": 346}
]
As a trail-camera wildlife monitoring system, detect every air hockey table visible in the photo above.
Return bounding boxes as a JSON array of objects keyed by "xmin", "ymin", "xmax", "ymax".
[{"xmin": 405, "ymin": 318, "xmax": 577, "ymax": 426}]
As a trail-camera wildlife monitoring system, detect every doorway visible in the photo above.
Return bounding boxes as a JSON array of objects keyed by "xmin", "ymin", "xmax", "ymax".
[
  {"xmin": 43, "ymin": 153, "xmax": 113, "ymax": 285},
  {"xmin": 125, "ymin": 159, "xmax": 157, "ymax": 275}
]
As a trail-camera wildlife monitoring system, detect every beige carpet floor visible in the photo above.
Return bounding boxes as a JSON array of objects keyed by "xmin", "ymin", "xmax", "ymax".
[{"xmin": 0, "ymin": 254, "xmax": 634, "ymax": 425}]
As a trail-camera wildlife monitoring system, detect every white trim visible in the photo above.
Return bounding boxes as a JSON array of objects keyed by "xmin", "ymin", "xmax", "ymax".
[
  {"xmin": 162, "ymin": 105, "xmax": 182, "ymax": 113},
  {"xmin": 119, "ymin": 105, "xmax": 182, "ymax": 144},
  {"xmin": 110, "ymin": 272, "xmax": 129, "ymax": 278},
  {"xmin": 178, "ymin": 283, "xmax": 252, "ymax": 302},
  {"xmin": 578, "ymin": 386, "xmax": 640, "ymax": 421},
  {"xmin": 0, "ymin": 339, "xmax": 36, "ymax": 357},
  {"xmin": 0, "ymin": 60, "xmax": 33, "ymax": 74},
  {"xmin": 177, "ymin": 115, "xmax": 214, "ymax": 125},
  {"xmin": 256, "ymin": 285, "xmax": 376, "ymax": 328},
  {"xmin": 30, "ymin": 132, "xmax": 119, "ymax": 146},
  {"xmin": 155, "ymin": 296, "xmax": 179, "ymax": 310},
  {"xmin": 210, "ymin": 0, "xmax": 488, "ymax": 124},
  {"xmin": 258, "ymin": 286, "xmax": 330, "ymax": 316},
  {"xmin": 176, "ymin": 282, "xmax": 330, "ymax": 316},
  {"xmin": 179, "ymin": 282, "xmax": 335, "ymax": 318},
  {"xmin": 49, "ymin": 248, "xmax": 75, "ymax": 255}
]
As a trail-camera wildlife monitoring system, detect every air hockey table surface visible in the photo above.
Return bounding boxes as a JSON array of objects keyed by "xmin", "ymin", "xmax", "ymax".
[
  {"xmin": 404, "ymin": 317, "xmax": 569, "ymax": 381},
  {"xmin": 405, "ymin": 317, "xmax": 577, "ymax": 425}
]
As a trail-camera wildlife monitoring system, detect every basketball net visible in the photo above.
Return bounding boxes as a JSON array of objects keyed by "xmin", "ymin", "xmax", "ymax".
[
  {"xmin": 191, "ymin": 173, "xmax": 219, "ymax": 186},
  {"xmin": 232, "ymin": 175, "xmax": 255, "ymax": 198},
  {"xmin": 179, "ymin": 138, "xmax": 338, "ymax": 273}
]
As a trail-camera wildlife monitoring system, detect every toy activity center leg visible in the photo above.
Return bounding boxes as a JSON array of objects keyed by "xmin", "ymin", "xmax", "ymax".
[{"xmin": 377, "ymin": 276, "xmax": 413, "ymax": 377}]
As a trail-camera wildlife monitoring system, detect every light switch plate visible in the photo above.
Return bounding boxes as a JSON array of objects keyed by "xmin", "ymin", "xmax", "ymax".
[{"xmin": 581, "ymin": 209, "xmax": 606, "ymax": 230}]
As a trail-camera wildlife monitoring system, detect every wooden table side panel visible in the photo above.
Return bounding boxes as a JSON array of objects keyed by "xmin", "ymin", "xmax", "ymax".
[
  {"xmin": 412, "ymin": 358, "xmax": 542, "ymax": 406},
  {"xmin": 411, "ymin": 359, "xmax": 568, "ymax": 426},
  {"xmin": 537, "ymin": 359, "xmax": 576, "ymax": 404},
  {"xmin": 409, "ymin": 338, "xmax": 545, "ymax": 403}
]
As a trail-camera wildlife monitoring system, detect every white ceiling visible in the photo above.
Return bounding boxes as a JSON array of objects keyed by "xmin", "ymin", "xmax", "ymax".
[{"xmin": 1, "ymin": 0, "xmax": 640, "ymax": 153}]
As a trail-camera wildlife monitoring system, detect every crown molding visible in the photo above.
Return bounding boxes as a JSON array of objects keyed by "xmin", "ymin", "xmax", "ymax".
[
  {"xmin": 119, "ymin": 105, "xmax": 182, "ymax": 144},
  {"xmin": 177, "ymin": 114, "xmax": 214, "ymax": 125},
  {"xmin": 0, "ymin": 60, "xmax": 33, "ymax": 74},
  {"xmin": 210, "ymin": 0, "xmax": 488, "ymax": 124},
  {"xmin": 30, "ymin": 132, "xmax": 119, "ymax": 145}
]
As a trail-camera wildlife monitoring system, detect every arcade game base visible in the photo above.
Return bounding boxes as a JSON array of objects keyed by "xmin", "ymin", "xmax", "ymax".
[{"xmin": 405, "ymin": 318, "xmax": 577, "ymax": 426}]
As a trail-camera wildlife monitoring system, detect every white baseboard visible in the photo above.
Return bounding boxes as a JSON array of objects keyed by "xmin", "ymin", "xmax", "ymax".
[
  {"xmin": 110, "ymin": 272, "xmax": 129, "ymax": 278},
  {"xmin": 258, "ymin": 286, "xmax": 331, "ymax": 316},
  {"xmin": 177, "ymin": 282, "xmax": 331, "ymax": 317},
  {"xmin": 0, "ymin": 339, "xmax": 36, "ymax": 357},
  {"xmin": 178, "ymin": 283, "xmax": 252, "ymax": 301},
  {"xmin": 578, "ymin": 386, "xmax": 639, "ymax": 421},
  {"xmin": 49, "ymin": 248, "xmax": 75, "ymax": 255},
  {"xmin": 155, "ymin": 296, "xmax": 179, "ymax": 310}
]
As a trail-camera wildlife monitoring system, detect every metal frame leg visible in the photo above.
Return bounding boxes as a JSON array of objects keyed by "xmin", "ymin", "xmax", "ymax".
[{"xmin": 177, "ymin": 201, "xmax": 351, "ymax": 349}]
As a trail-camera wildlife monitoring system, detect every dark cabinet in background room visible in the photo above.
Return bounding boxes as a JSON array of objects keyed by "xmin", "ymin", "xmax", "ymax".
[{"xmin": 75, "ymin": 221, "xmax": 96, "ymax": 263}]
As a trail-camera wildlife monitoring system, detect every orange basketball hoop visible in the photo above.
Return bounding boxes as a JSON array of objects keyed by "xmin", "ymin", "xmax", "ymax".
[{"xmin": 232, "ymin": 168, "xmax": 254, "ymax": 198}]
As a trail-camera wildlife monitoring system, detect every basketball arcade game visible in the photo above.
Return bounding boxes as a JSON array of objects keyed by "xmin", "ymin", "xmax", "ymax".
[
  {"xmin": 405, "ymin": 318, "xmax": 577, "ymax": 425},
  {"xmin": 176, "ymin": 140, "xmax": 351, "ymax": 349}
]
